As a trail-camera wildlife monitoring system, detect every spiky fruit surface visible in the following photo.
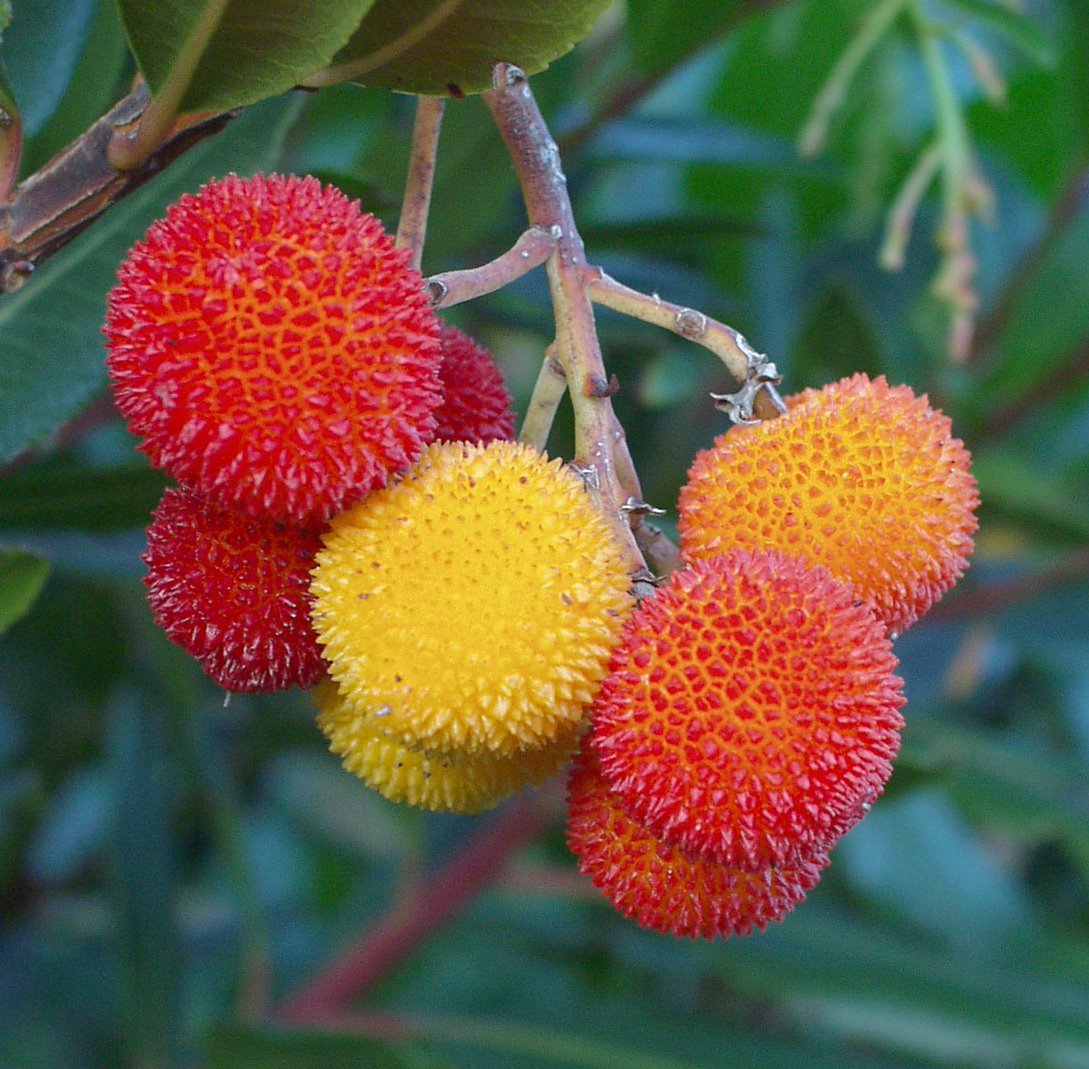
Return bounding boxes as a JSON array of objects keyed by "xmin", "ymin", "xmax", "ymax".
[
  {"xmin": 590, "ymin": 548, "xmax": 904, "ymax": 869},
  {"xmin": 143, "ymin": 486, "xmax": 325, "ymax": 692},
  {"xmin": 311, "ymin": 440, "xmax": 632, "ymax": 756},
  {"xmin": 678, "ymin": 373, "xmax": 979, "ymax": 633},
  {"xmin": 104, "ymin": 173, "xmax": 442, "ymax": 524},
  {"xmin": 314, "ymin": 680, "xmax": 580, "ymax": 813},
  {"xmin": 566, "ymin": 751, "xmax": 828, "ymax": 938},
  {"xmin": 433, "ymin": 325, "xmax": 516, "ymax": 444}
]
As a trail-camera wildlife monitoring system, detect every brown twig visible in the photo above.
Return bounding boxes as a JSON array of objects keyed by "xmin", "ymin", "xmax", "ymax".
[
  {"xmin": 0, "ymin": 82, "xmax": 233, "ymax": 290},
  {"xmin": 483, "ymin": 64, "xmax": 651, "ymax": 582},
  {"xmin": 426, "ymin": 226, "xmax": 554, "ymax": 308},
  {"xmin": 395, "ymin": 95, "xmax": 445, "ymax": 272},
  {"xmin": 276, "ymin": 793, "xmax": 549, "ymax": 1022}
]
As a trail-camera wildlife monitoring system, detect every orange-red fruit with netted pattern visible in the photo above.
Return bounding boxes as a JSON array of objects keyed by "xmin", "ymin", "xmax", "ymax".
[
  {"xmin": 566, "ymin": 750, "xmax": 829, "ymax": 938},
  {"xmin": 590, "ymin": 548, "xmax": 905, "ymax": 870},
  {"xmin": 678, "ymin": 373, "xmax": 979, "ymax": 633},
  {"xmin": 433, "ymin": 324, "xmax": 516, "ymax": 444},
  {"xmin": 104, "ymin": 173, "xmax": 442, "ymax": 524},
  {"xmin": 143, "ymin": 486, "xmax": 325, "ymax": 692}
]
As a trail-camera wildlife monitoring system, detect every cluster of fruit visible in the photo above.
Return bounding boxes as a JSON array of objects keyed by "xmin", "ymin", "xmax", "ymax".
[
  {"xmin": 105, "ymin": 172, "xmax": 515, "ymax": 696},
  {"xmin": 103, "ymin": 171, "xmax": 978, "ymax": 941},
  {"xmin": 567, "ymin": 373, "xmax": 979, "ymax": 936}
]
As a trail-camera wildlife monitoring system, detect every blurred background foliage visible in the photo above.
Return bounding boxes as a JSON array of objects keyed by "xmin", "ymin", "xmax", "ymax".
[{"xmin": 2, "ymin": 0, "xmax": 1089, "ymax": 1066}]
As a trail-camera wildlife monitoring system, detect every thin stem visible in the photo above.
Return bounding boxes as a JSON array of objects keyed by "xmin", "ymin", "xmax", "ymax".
[
  {"xmin": 584, "ymin": 269, "xmax": 784, "ymax": 422},
  {"xmin": 425, "ymin": 226, "xmax": 553, "ymax": 308},
  {"xmin": 0, "ymin": 82, "xmax": 232, "ymax": 287},
  {"xmin": 482, "ymin": 64, "xmax": 648, "ymax": 579},
  {"xmin": 798, "ymin": 0, "xmax": 908, "ymax": 158},
  {"xmin": 108, "ymin": 1, "xmax": 230, "ymax": 171},
  {"xmin": 584, "ymin": 270, "xmax": 750, "ymax": 383},
  {"xmin": 519, "ymin": 344, "xmax": 567, "ymax": 451},
  {"xmin": 0, "ymin": 95, "xmax": 23, "ymax": 206},
  {"xmin": 395, "ymin": 96, "xmax": 445, "ymax": 272},
  {"xmin": 913, "ymin": 1, "xmax": 978, "ymax": 360},
  {"xmin": 277, "ymin": 793, "xmax": 548, "ymax": 1022},
  {"xmin": 880, "ymin": 141, "xmax": 941, "ymax": 271}
]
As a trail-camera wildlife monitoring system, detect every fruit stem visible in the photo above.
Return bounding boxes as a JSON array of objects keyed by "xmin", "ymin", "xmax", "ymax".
[
  {"xmin": 425, "ymin": 225, "xmax": 553, "ymax": 307},
  {"xmin": 396, "ymin": 95, "xmax": 445, "ymax": 272},
  {"xmin": 584, "ymin": 269, "xmax": 784, "ymax": 418},
  {"xmin": 519, "ymin": 343, "xmax": 567, "ymax": 451},
  {"xmin": 108, "ymin": 0, "xmax": 231, "ymax": 171},
  {"xmin": 483, "ymin": 64, "xmax": 650, "ymax": 579}
]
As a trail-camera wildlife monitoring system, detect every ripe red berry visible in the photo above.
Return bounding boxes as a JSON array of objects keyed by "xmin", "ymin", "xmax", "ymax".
[
  {"xmin": 566, "ymin": 750, "xmax": 829, "ymax": 938},
  {"xmin": 143, "ymin": 486, "xmax": 325, "ymax": 692},
  {"xmin": 104, "ymin": 173, "xmax": 443, "ymax": 524},
  {"xmin": 590, "ymin": 548, "xmax": 905, "ymax": 869},
  {"xmin": 433, "ymin": 324, "xmax": 516, "ymax": 444}
]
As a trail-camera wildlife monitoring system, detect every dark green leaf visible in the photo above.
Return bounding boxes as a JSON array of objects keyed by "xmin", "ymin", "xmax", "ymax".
[
  {"xmin": 206, "ymin": 1023, "xmax": 412, "ymax": 1069},
  {"xmin": 0, "ymin": 0, "xmax": 96, "ymax": 134},
  {"xmin": 972, "ymin": 450, "xmax": 1089, "ymax": 545},
  {"xmin": 0, "ymin": 463, "xmax": 166, "ymax": 531},
  {"xmin": 106, "ymin": 688, "xmax": 182, "ymax": 1069},
  {"xmin": 314, "ymin": 0, "xmax": 612, "ymax": 97},
  {"xmin": 0, "ymin": 546, "xmax": 48, "ymax": 634},
  {"xmin": 116, "ymin": 0, "xmax": 376, "ymax": 113},
  {"xmin": 941, "ymin": 0, "xmax": 1058, "ymax": 67},
  {"xmin": 624, "ymin": 0, "xmax": 749, "ymax": 75},
  {"xmin": 0, "ymin": 93, "xmax": 302, "ymax": 465}
]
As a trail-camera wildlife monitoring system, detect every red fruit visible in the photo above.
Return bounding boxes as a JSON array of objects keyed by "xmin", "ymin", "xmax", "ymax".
[
  {"xmin": 143, "ymin": 486, "xmax": 325, "ymax": 692},
  {"xmin": 590, "ymin": 548, "xmax": 905, "ymax": 869},
  {"xmin": 433, "ymin": 325, "xmax": 515, "ymax": 444},
  {"xmin": 566, "ymin": 750, "xmax": 828, "ymax": 938},
  {"xmin": 104, "ymin": 173, "xmax": 442, "ymax": 524}
]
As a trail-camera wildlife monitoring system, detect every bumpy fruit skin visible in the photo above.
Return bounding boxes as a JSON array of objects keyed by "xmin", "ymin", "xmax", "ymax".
[
  {"xmin": 433, "ymin": 325, "xmax": 516, "ymax": 444},
  {"xmin": 314, "ymin": 680, "xmax": 580, "ymax": 813},
  {"xmin": 104, "ymin": 173, "xmax": 442, "ymax": 524},
  {"xmin": 590, "ymin": 548, "xmax": 904, "ymax": 869},
  {"xmin": 566, "ymin": 750, "xmax": 828, "ymax": 938},
  {"xmin": 678, "ymin": 373, "xmax": 979, "ymax": 633},
  {"xmin": 143, "ymin": 486, "xmax": 325, "ymax": 692},
  {"xmin": 310, "ymin": 440, "xmax": 632, "ymax": 756}
]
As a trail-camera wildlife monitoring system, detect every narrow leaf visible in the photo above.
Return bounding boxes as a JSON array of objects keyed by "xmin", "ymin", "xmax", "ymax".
[
  {"xmin": 116, "ymin": 0, "xmax": 377, "ymax": 113},
  {"xmin": 0, "ymin": 546, "xmax": 48, "ymax": 634},
  {"xmin": 308, "ymin": 0, "xmax": 612, "ymax": 97},
  {"xmin": 0, "ymin": 463, "xmax": 167, "ymax": 531},
  {"xmin": 941, "ymin": 0, "xmax": 1057, "ymax": 67},
  {"xmin": 206, "ymin": 1023, "xmax": 411, "ymax": 1069}
]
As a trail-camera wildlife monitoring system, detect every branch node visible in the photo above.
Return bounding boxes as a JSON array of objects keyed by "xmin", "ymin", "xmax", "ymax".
[
  {"xmin": 620, "ymin": 496, "xmax": 666, "ymax": 516},
  {"xmin": 585, "ymin": 373, "xmax": 619, "ymax": 398},
  {"xmin": 674, "ymin": 307, "xmax": 707, "ymax": 339}
]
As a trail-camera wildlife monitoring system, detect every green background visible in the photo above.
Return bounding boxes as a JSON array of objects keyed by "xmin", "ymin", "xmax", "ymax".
[{"xmin": 2, "ymin": 1, "xmax": 1088, "ymax": 1066}]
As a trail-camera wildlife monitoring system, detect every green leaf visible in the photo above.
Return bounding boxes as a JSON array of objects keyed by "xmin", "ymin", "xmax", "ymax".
[
  {"xmin": 0, "ymin": 546, "xmax": 48, "ymax": 634},
  {"xmin": 972, "ymin": 450, "xmax": 1089, "ymax": 545},
  {"xmin": 311, "ymin": 0, "xmax": 612, "ymax": 97},
  {"xmin": 116, "ymin": 0, "xmax": 376, "ymax": 113},
  {"xmin": 0, "ymin": 93, "xmax": 302, "ymax": 466},
  {"xmin": 206, "ymin": 1023, "xmax": 412, "ymax": 1069},
  {"xmin": 0, "ymin": 0, "xmax": 96, "ymax": 134},
  {"xmin": 941, "ymin": 0, "xmax": 1058, "ymax": 67},
  {"xmin": 106, "ymin": 687, "xmax": 182, "ymax": 1069},
  {"xmin": 0, "ymin": 463, "xmax": 167, "ymax": 530},
  {"xmin": 624, "ymin": 0, "xmax": 748, "ymax": 75}
]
